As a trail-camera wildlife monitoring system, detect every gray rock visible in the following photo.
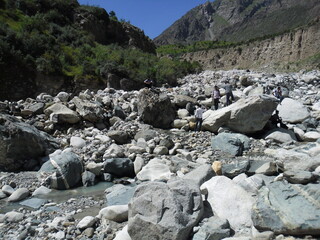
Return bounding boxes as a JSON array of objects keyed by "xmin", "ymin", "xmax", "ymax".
[
  {"xmin": 264, "ymin": 128, "xmax": 297, "ymax": 143},
  {"xmin": 108, "ymin": 130, "xmax": 130, "ymax": 144},
  {"xmin": 0, "ymin": 114, "xmax": 59, "ymax": 171},
  {"xmin": 103, "ymin": 158, "xmax": 135, "ymax": 178},
  {"xmin": 72, "ymin": 97, "xmax": 104, "ymax": 122},
  {"xmin": 20, "ymin": 198, "xmax": 47, "ymax": 209},
  {"xmin": 5, "ymin": 211, "xmax": 24, "ymax": 222},
  {"xmin": 0, "ymin": 190, "xmax": 6, "ymax": 199},
  {"xmin": 183, "ymin": 164, "xmax": 215, "ymax": 187},
  {"xmin": 136, "ymin": 158, "xmax": 173, "ymax": 181},
  {"xmin": 39, "ymin": 150, "xmax": 83, "ymax": 190},
  {"xmin": 8, "ymin": 188, "xmax": 30, "ymax": 202},
  {"xmin": 192, "ymin": 216, "xmax": 231, "ymax": 240},
  {"xmin": 211, "ymin": 132, "xmax": 251, "ymax": 156},
  {"xmin": 153, "ymin": 145, "xmax": 169, "ymax": 155},
  {"xmin": 248, "ymin": 161, "xmax": 278, "ymax": 176},
  {"xmin": 103, "ymin": 143, "xmax": 125, "ymax": 159},
  {"xmin": 106, "ymin": 184, "xmax": 137, "ymax": 206},
  {"xmin": 98, "ymin": 205, "xmax": 128, "ymax": 223},
  {"xmin": 70, "ymin": 136, "xmax": 86, "ymax": 148},
  {"xmin": 277, "ymin": 98, "xmax": 310, "ymax": 123},
  {"xmin": 82, "ymin": 171, "xmax": 97, "ymax": 187},
  {"xmin": 159, "ymin": 137, "xmax": 175, "ymax": 149},
  {"xmin": 137, "ymin": 89, "xmax": 176, "ymax": 129},
  {"xmin": 128, "ymin": 179, "xmax": 203, "ymax": 240},
  {"xmin": 2, "ymin": 185, "xmax": 14, "ymax": 195},
  {"xmin": 77, "ymin": 216, "xmax": 97, "ymax": 229},
  {"xmin": 252, "ymin": 181, "xmax": 320, "ymax": 235},
  {"xmin": 32, "ymin": 186, "xmax": 51, "ymax": 196},
  {"xmin": 173, "ymin": 95, "xmax": 197, "ymax": 108},
  {"xmin": 44, "ymin": 103, "xmax": 80, "ymax": 124},
  {"xmin": 283, "ymin": 170, "xmax": 317, "ymax": 184},
  {"xmin": 134, "ymin": 129, "xmax": 158, "ymax": 141}
]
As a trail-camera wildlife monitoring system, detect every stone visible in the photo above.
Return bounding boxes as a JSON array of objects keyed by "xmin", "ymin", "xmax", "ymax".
[
  {"xmin": 134, "ymin": 129, "xmax": 158, "ymax": 141},
  {"xmin": 133, "ymin": 156, "xmax": 145, "ymax": 174},
  {"xmin": 252, "ymin": 181, "xmax": 320, "ymax": 235},
  {"xmin": 136, "ymin": 158, "xmax": 173, "ymax": 181},
  {"xmin": 70, "ymin": 136, "xmax": 86, "ymax": 148},
  {"xmin": 177, "ymin": 109, "xmax": 190, "ymax": 119},
  {"xmin": 183, "ymin": 164, "xmax": 215, "ymax": 187},
  {"xmin": 137, "ymin": 89, "xmax": 176, "ymax": 129},
  {"xmin": 76, "ymin": 216, "xmax": 97, "ymax": 229},
  {"xmin": 72, "ymin": 97, "xmax": 104, "ymax": 122},
  {"xmin": 211, "ymin": 132, "xmax": 251, "ymax": 156},
  {"xmin": 8, "ymin": 188, "xmax": 30, "ymax": 202},
  {"xmin": 264, "ymin": 128, "xmax": 297, "ymax": 143},
  {"xmin": 277, "ymin": 98, "xmax": 310, "ymax": 123},
  {"xmin": 0, "ymin": 114, "xmax": 59, "ymax": 171},
  {"xmin": 302, "ymin": 131, "xmax": 320, "ymax": 142},
  {"xmin": 108, "ymin": 130, "xmax": 130, "ymax": 144},
  {"xmin": 153, "ymin": 145, "xmax": 169, "ymax": 155},
  {"xmin": 5, "ymin": 211, "xmax": 24, "ymax": 222},
  {"xmin": 0, "ymin": 190, "xmax": 6, "ymax": 199},
  {"xmin": 98, "ymin": 205, "xmax": 128, "ymax": 223},
  {"xmin": 202, "ymin": 109, "xmax": 232, "ymax": 132},
  {"xmin": 212, "ymin": 161, "xmax": 222, "ymax": 175},
  {"xmin": 283, "ymin": 170, "xmax": 317, "ymax": 184},
  {"xmin": 103, "ymin": 144, "xmax": 125, "ymax": 158},
  {"xmin": 248, "ymin": 161, "xmax": 278, "ymax": 176},
  {"xmin": 82, "ymin": 171, "xmax": 97, "ymax": 187},
  {"xmin": 32, "ymin": 186, "xmax": 52, "ymax": 196},
  {"xmin": 222, "ymin": 160, "xmax": 251, "ymax": 178},
  {"xmin": 173, "ymin": 95, "xmax": 197, "ymax": 108},
  {"xmin": 44, "ymin": 103, "xmax": 80, "ymax": 124},
  {"xmin": 106, "ymin": 184, "xmax": 137, "ymax": 206},
  {"xmin": 114, "ymin": 225, "xmax": 132, "ymax": 240},
  {"xmin": 103, "ymin": 158, "xmax": 135, "ymax": 178},
  {"xmin": 172, "ymin": 119, "xmax": 189, "ymax": 128},
  {"xmin": 20, "ymin": 198, "xmax": 47, "ymax": 209},
  {"xmin": 201, "ymin": 176, "xmax": 255, "ymax": 231},
  {"xmin": 39, "ymin": 150, "xmax": 84, "ymax": 190},
  {"xmin": 192, "ymin": 216, "xmax": 231, "ymax": 240},
  {"xmin": 2, "ymin": 185, "xmax": 14, "ymax": 195},
  {"xmin": 128, "ymin": 145, "xmax": 146, "ymax": 154},
  {"xmin": 56, "ymin": 91, "xmax": 70, "ymax": 102},
  {"xmin": 233, "ymin": 174, "xmax": 265, "ymax": 195},
  {"xmin": 128, "ymin": 179, "xmax": 203, "ymax": 240},
  {"xmin": 86, "ymin": 162, "xmax": 103, "ymax": 176}
]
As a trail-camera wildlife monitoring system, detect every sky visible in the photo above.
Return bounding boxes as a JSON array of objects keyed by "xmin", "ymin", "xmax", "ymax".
[{"xmin": 78, "ymin": 0, "xmax": 210, "ymax": 39}]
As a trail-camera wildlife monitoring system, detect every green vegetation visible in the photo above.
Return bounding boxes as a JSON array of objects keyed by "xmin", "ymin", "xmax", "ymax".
[{"xmin": 0, "ymin": 0, "xmax": 201, "ymax": 98}]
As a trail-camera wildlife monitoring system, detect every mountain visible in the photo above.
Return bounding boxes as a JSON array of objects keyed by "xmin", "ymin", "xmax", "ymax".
[{"xmin": 154, "ymin": 0, "xmax": 320, "ymax": 45}]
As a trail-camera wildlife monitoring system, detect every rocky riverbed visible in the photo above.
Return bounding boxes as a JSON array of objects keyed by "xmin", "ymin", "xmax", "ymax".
[{"xmin": 0, "ymin": 69, "xmax": 319, "ymax": 240}]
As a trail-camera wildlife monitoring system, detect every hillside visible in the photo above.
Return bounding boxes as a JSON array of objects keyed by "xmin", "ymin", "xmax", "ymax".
[
  {"xmin": 154, "ymin": 0, "xmax": 320, "ymax": 45},
  {"xmin": 0, "ymin": 0, "xmax": 200, "ymax": 101}
]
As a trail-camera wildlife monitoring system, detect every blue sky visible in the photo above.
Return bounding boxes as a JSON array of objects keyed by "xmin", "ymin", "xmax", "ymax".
[{"xmin": 78, "ymin": 0, "xmax": 209, "ymax": 39}]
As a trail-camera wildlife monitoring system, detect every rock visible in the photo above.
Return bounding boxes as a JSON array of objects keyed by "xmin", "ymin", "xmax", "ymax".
[
  {"xmin": 277, "ymin": 98, "xmax": 310, "ymax": 123},
  {"xmin": 153, "ymin": 145, "xmax": 169, "ymax": 155},
  {"xmin": 177, "ymin": 109, "xmax": 190, "ymax": 119},
  {"xmin": 56, "ymin": 91, "xmax": 70, "ymax": 102},
  {"xmin": 134, "ymin": 129, "xmax": 158, "ymax": 141},
  {"xmin": 76, "ymin": 216, "xmax": 97, "ymax": 230},
  {"xmin": 248, "ymin": 161, "xmax": 278, "ymax": 176},
  {"xmin": 128, "ymin": 179, "xmax": 203, "ymax": 240},
  {"xmin": 21, "ymin": 102, "xmax": 45, "ymax": 116},
  {"xmin": 82, "ymin": 171, "xmax": 97, "ymax": 187},
  {"xmin": 226, "ymin": 95, "xmax": 278, "ymax": 134},
  {"xmin": 72, "ymin": 96, "xmax": 104, "ymax": 122},
  {"xmin": 86, "ymin": 162, "xmax": 103, "ymax": 176},
  {"xmin": 201, "ymin": 176, "xmax": 255, "ymax": 231},
  {"xmin": 192, "ymin": 216, "xmax": 231, "ymax": 240},
  {"xmin": 159, "ymin": 137, "xmax": 175, "ymax": 149},
  {"xmin": 0, "ymin": 114, "xmax": 59, "ymax": 171},
  {"xmin": 173, "ymin": 95, "xmax": 197, "ymax": 108},
  {"xmin": 114, "ymin": 225, "xmax": 132, "ymax": 240},
  {"xmin": 252, "ymin": 181, "xmax": 320, "ymax": 235},
  {"xmin": 39, "ymin": 150, "xmax": 84, "ymax": 190},
  {"xmin": 222, "ymin": 160, "xmax": 251, "ymax": 178},
  {"xmin": 137, "ymin": 89, "xmax": 176, "ymax": 129},
  {"xmin": 8, "ymin": 188, "xmax": 30, "ymax": 202},
  {"xmin": 44, "ymin": 103, "xmax": 80, "ymax": 124},
  {"xmin": 107, "ymin": 130, "xmax": 130, "ymax": 144},
  {"xmin": 103, "ymin": 158, "xmax": 135, "ymax": 178},
  {"xmin": 98, "ymin": 205, "xmax": 128, "ymax": 223},
  {"xmin": 103, "ymin": 143, "xmax": 125, "ymax": 158},
  {"xmin": 2, "ymin": 185, "xmax": 14, "ymax": 195},
  {"xmin": 211, "ymin": 132, "xmax": 251, "ymax": 156},
  {"xmin": 202, "ymin": 109, "xmax": 231, "ymax": 132},
  {"xmin": 183, "ymin": 164, "xmax": 215, "ymax": 187},
  {"xmin": 302, "ymin": 131, "xmax": 320, "ymax": 142},
  {"xmin": 20, "ymin": 198, "xmax": 47, "ymax": 209},
  {"xmin": 283, "ymin": 170, "xmax": 317, "ymax": 184},
  {"xmin": 106, "ymin": 184, "xmax": 137, "ymax": 206},
  {"xmin": 172, "ymin": 119, "xmax": 189, "ymax": 128},
  {"xmin": 5, "ymin": 211, "xmax": 24, "ymax": 222},
  {"xmin": 0, "ymin": 190, "xmax": 6, "ymax": 199},
  {"xmin": 133, "ymin": 156, "xmax": 144, "ymax": 174},
  {"xmin": 32, "ymin": 186, "xmax": 51, "ymax": 196},
  {"xmin": 136, "ymin": 158, "xmax": 173, "ymax": 181},
  {"xmin": 70, "ymin": 136, "xmax": 86, "ymax": 148},
  {"xmin": 233, "ymin": 174, "xmax": 265, "ymax": 195},
  {"xmin": 264, "ymin": 128, "xmax": 297, "ymax": 143}
]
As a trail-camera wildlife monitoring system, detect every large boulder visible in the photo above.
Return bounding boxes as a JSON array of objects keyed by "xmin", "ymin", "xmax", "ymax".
[
  {"xmin": 128, "ymin": 179, "xmax": 203, "ymax": 240},
  {"xmin": 39, "ymin": 149, "xmax": 84, "ymax": 190},
  {"xmin": 72, "ymin": 97, "xmax": 104, "ymax": 123},
  {"xmin": 202, "ymin": 95, "xmax": 277, "ymax": 134},
  {"xmin": 0, "ymin": 114, "xmax": 59, "ymax": 171},
  {"xmin": 264, "ymin": 128, "xmax": 297, "ymax": 143},
  {"xmin": 252, "ymin": 181, "xmax": 320, "ymax": 235},
  {"xmin": 103, "ymin": 158, "xmax": 135, "ymax": 178},
  {"xmin": 201, "ymin": 176, "xmax": 255, "ymax": 232},
  {"xmin": 173, "ymin": 95, "xmax": 197, "ymax": 108},
  {"xmin": 211, "ymin": 132, "xmax": 251, "ymax": 156},
  {"xmin": 226, "ymin": 95, "xmax": 277, "ymax": 134},
  {"xmin": 137, "ymin": 89, "xmax": 176, "ymax": 129},
  {"xmin": 277, "ymin": 98, "xmax": 310, "ymax": 123},
  {"xmin": 44, "ymin": 103, "xmax": 80, "ymax": 124}
]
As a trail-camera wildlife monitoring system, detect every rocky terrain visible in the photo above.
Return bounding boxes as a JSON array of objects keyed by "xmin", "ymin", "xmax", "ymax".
[
  {"xmin": 0, "ymin": 69, "xmax": 320, "ymax": 240},
  {"xmin": 154, "ymin": 0, "xmax": 320, "ymax": 45},
  {"xmin": 181, "ymin": 18, "xmax": 320, "ymax": 72}
]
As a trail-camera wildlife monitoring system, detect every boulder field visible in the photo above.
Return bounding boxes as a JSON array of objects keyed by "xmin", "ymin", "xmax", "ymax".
[{"xmin": 0, "ymin": 69, "xmax": 319, "ymax": 239}]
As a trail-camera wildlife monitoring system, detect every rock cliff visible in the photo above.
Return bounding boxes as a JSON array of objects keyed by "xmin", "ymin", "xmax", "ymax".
[{"xmin": 181, "ymin": 19, "xmax": 320, "ymax": 71}]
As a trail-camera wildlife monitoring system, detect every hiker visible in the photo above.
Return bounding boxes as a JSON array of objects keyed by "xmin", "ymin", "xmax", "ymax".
[
  {"xmin": 224, "ymin": 80, "xmax": 234, "ymax": 106},
  {"xmin": 194, "ymin": 105, "xmax": 206, "ymax": 132},
  {"xmin": 212, "ymin": 85, "xmax": 220, "ymax": 110},
  {"xmin": 144, "ymin": 79, "xmax": 154, "ymax": 88},
  {"xmin": 272, "ymin": 86, "xmax": 284, "ymax": 103}
]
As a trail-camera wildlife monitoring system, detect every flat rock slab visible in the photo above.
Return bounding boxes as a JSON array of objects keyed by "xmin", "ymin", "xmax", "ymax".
[
  {"xmin": 252, "ymin": 181, "xmax": 320, "ymax": 235},
  {"xmin": 20, "ymin": 198, "xmax": 48, "ymax": 209}
]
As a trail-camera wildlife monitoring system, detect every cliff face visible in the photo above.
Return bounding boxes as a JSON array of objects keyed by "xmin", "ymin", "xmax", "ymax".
[
  {"xmin": 181, "ymin": 19, "xmax": 320, "ymax": 71},
  {"xmin": 154, "ymin": 0, "xmax": 320, "ymax": 45}
]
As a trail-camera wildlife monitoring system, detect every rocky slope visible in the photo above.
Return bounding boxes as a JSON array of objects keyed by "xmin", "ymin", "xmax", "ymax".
[
  {"xmin": 154, "ymin": 0, "xmax": 320, "ymax": 45},
  {"xmin": 181, "ymin": 18, "xmax": 320, "ymax": 71},
  {"xmin": 0, "ymin": 69, "xmax": 319, "ymax": 239}
]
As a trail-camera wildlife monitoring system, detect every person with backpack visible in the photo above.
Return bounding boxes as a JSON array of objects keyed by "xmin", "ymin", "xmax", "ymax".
[{"xmin": 212, "ymin": 85, "xmax": 221, "ymax": 110}]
